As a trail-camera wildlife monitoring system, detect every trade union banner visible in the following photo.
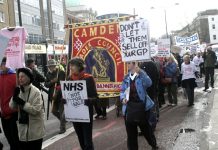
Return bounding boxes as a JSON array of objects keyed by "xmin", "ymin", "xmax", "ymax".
[{"xmin": 72, "ymin": 22, "xmax": 127, "ymax": 97}]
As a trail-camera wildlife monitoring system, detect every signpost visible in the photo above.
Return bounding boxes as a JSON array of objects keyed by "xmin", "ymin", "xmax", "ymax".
[{"xmin": 25, "ymin": 44, "xmax": 47, "ymax": 54}]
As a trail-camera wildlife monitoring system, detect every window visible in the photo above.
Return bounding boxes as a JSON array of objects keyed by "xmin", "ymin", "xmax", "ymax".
[
  {"xmin": 0, "ymin": 11, "xmax": 5, "ymax": 22},
  {"xmin": 212, "ymin": 17, "xmax": 214, "ymax": 21},
  {"xmin": 213, "ymin": 35, "xmax": 216, "ymax": 40},
  {"xmin": 0, "ymin": 0, "xmax": 3, "ymax": 4},
  {"xmin": 32, "ymin": 16, "xmax": 41, "ymax": 26},
  {"xmin": 212, "ymin": 24, "xmax": 216, "ymax": 29}
]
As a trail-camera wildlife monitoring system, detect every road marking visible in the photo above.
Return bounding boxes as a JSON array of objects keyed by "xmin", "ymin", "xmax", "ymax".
[
  {"xmin": 102, "ymin": 121, "xmax": 117, "ymax": 130},
  {"xmin": 42, "ymin": 105, "xmax": 116, "ymax": 149},
  {"xmin": 92, "ymin": 120, "xmax": 117, "ymax": 139},
  {"xmin": 93, "ymin": 131, "xmax": 102, "ymax": 138}
]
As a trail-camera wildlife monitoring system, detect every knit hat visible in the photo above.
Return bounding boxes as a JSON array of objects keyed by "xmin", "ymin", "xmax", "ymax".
[
  {"xmin": 17, "ymin": 68, "xmax": 34, "ymax": 83},
  {"xmin": 47, "ymin": 59, "xmax": 58, "ymax": 66}
]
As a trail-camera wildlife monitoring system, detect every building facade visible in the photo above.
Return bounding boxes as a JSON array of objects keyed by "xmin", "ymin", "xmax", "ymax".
[
  {"xmin": 173, "ymin": 9, "xmax": 218, "ymax": 44},
  {"xmin": 0, "ymin": 0, "xmax": 16, "ymax": 29},
  {"xmin": 66, "ymin": 5, "xmax": 97, "ymax": 23},
  {"xmin": 13, "ymin": 0, "xmax": 65, "ymax": 44},
  {"xmin": 208, "ymin": 15, "xmax": 218, "ymax": 44}
]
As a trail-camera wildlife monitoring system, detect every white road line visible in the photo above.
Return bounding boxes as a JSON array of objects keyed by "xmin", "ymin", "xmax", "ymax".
[{"xmin": 42, "ymin": 105, "xmax": 116, "ymax": 149}]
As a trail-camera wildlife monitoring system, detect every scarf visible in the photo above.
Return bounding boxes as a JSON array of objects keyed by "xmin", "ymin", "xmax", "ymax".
[{"xmin": 71, "ymin": 71, "xmax": 92, "ymax": 80}]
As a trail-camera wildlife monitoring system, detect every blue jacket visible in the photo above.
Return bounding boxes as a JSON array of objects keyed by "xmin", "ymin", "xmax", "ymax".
[
  {"xmin": 164, "ymin": 62, "xmax": 177, "ymax": 83},
  {"xmin": 120, "ymin": 70, "xmax": 154, "ymax": 115},
  {"xmin": 0, "ymin": 68, "xmax": 16, "ymax": 75}
]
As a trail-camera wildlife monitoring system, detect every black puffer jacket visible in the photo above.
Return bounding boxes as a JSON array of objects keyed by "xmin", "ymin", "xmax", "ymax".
[{"xmin": 140, "ymin": 61, "xmax": 160, "ymax": 100}]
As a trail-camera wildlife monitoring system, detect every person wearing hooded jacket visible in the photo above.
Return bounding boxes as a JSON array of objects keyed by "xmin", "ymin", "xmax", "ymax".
[{"xmin": 9, "ymin": 68, "xmax": 45, "ymax": 150}]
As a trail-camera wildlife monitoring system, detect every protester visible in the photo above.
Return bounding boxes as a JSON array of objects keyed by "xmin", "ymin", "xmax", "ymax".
[
  {"xmin": 9, "ymin": 68, "xmax": 45, "ymax": 150},
  {"xmin": 203, "ymin": 47, "xmax": 217, "ymax": 91},
  {"xmin": 181, "ymin": 55, "xmax": 198, "ymax": 106},
  {"xmin": 120, "ymin": 62, "xmax": 158, "ymax": 150},
  {"xmin": 45, "ymin": 59, "xmax": 66, "ymax": 134},
  {"xmin": 173, "ymin": 53, "xmax": 182, "ymax": 87},
  {"xmin": 158, "ymin": 60, "xmax": 166, "ymax": 107},
  {"xmin": 199, "ymin": 52, "xmax": 205, "ymax": 77},
  {"xmin": 164, "ymin": 55, "xmax": 178, "ymax": 106},
  {"xmin": 69, "ymin": 57, "xmax": 98, "ymax": 150},
  {"xmin": 0, "ymin": 57, "xmax": 20, "ymax": 150},
  {"xmin": 26, "ymin": 58, "xmax": 46, "ymax": 91},
  {"xmin": 193, "ymin": 52, "xmax": 204, "ymax": 77},
  {"xmin": 140, "ymin": 61, "xmax": 160, "ymax": 128}
]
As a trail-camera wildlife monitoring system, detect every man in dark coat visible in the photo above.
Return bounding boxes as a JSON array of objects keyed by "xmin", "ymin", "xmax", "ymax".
[
  {"xmin": 140, "ymin": 61, "xmax": 160, "ymax": 130},
  {"xmin": 203, "ymin": 47, "xmax": 217, "ymax": 91},
  {"xmin": 26, "ymin": 58, "xmax": 46, "ymax": 91}
]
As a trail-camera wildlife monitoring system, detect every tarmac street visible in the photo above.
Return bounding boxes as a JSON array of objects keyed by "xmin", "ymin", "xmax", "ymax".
[{"xmin": 1, "ymin": 72, "xmax": 218, "ymax": 150}]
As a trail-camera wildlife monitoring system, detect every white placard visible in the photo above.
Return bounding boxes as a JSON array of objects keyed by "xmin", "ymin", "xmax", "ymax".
[
  {"xmin": 61, "ymin": 81, "xmax": 90, "ymax": 122},
  {"xmin": 157, "ymin": 39, "xmax": 171, "ymax": 57},
  {"xmin": 119, "ymin": 19, "xmax": 150, "ymax": 62},
  {"xmin": 150, "ymin": 42, "xmax": 158, "ymax": 57}
]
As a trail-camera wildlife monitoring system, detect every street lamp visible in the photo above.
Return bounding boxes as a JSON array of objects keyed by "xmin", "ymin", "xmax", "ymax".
[{"xmin": 151, "ymin": 3, "xmax": 179, "ymax": 38}]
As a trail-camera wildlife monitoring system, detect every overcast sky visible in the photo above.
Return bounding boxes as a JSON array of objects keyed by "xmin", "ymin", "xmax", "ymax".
[{"xmin": 70, "ymin": 0, "xmax": 218, "ymax": 38}]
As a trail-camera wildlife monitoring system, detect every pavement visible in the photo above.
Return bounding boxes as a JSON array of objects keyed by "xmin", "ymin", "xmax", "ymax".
[
  {"xmin": 1, "ymin": 72, "xmax": 218, "ymax": 150},
  {"xmin": 206, "ymin": 76, "xmax": 218, "ymax": 150}
]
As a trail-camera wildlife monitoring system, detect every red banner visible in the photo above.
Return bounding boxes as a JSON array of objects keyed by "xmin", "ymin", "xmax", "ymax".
[{"xmin": 72, "ymin": 23, "xmax": 127, "ymax": 97}]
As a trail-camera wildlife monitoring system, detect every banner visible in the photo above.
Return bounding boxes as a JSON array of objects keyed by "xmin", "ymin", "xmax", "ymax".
[
  {"xmin": 175, "ymin": 33, "xmax": 200, "ymax": 46},
  {"xmin": 61, "ymin": 80, "xmax": 90, "ymax": 122},
  {"xmin": 25, "ymin": 44, "xmax": 46, "ymax": 54},
  {"xmin": 119, "ymin": 19, "xmax": 150, "ymax": 62},
  {"xmin": 72, "ymin": 22, "xmax": 126, "ymax": 97},
  {"xmin": 0, "ymin": 34, "xmax": 9, "ymax": 62},
  {"xmin": 157, "ymin": 39, "xmax": 171, "ymax": 57}
]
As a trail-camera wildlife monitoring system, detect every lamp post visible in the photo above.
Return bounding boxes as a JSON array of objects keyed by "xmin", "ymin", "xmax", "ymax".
[
  {"xmin": 17, "ymin": 0, "xmax": 22, "ymax": 26},
  {"xmin": 164, "ymin": 9, "xmax": 168, "ymax": 38},
  {"xmin": 151, "ymin": 3, "xmax": 179, "ymax": 38}
]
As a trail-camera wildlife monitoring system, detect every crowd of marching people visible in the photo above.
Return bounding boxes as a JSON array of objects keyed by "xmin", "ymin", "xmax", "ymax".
[
  {"xmin": 0, "ymin": 45, "xmax": 217, "ymax": 150},
  {"xmin": 120, "ymin": 46, "xmax": 217, "ymax": 150}
]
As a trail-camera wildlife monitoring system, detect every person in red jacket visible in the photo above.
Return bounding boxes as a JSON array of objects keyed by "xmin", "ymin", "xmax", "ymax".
[{"xmin": 0, "ymin": 57, "xmax": 20, "ymax": 150}]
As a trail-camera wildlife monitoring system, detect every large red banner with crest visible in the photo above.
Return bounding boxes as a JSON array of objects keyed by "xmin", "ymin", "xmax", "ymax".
[{"xmin": 72, "ymin": 23, "xmax": 126, "ymax": 97}]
